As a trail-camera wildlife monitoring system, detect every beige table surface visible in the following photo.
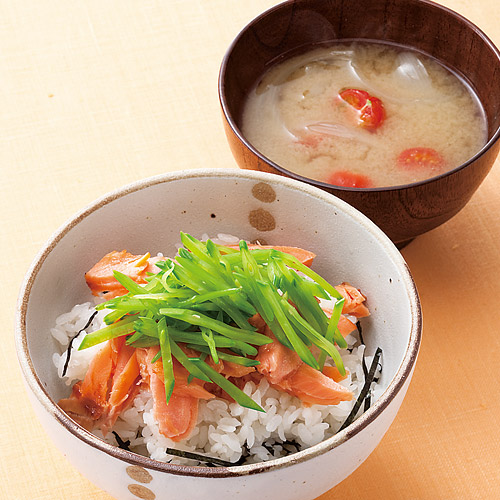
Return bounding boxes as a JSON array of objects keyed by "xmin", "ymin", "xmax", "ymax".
[{"xmin": 2, "ymin": 1, "xmax": 500, "ymax": 499}]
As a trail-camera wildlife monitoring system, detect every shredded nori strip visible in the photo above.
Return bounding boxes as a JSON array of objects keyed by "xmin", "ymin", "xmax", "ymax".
[
  {"xmin": 112, "ymin": 431, "xmax": 131, "ymax": 451},
  {"xmin": 261, "ymin": 439, "xmax": 301, "ymax": 458},
  {"xmin": 62, "ymin": 310, "xmax": 98, "ymax": 377},
  {"xmin": 282, "ymin": 440, "xmax": 300, "ymax": 454},
  {"xmin": 237, "ymin": 445, "xmax": 251, "ymax": 464},
  {"xmin": 337, "ymin": 347, "xmax": 383, "ymax": 433},
  {"xmin": 262, "ymin": 441, "xmax": 277, "ymax": 455},
  {"xmin": 356, "ymin": 322, "xmax": 372, "ymax": 411},
  {"xmin": 164, "ymin": 447, "xmax": 237, "ymax": 467},
  {"xmin": 232, "ymin": 454, "xmax": 248, "ymax": 466},
  {"xmin": 236, "ymin": 440, "xmax": 301, "ymax": 465},
  {"xmin": 356, "ymin": 323, "xmax": 368, "ymax": 377},
  {"xmin": 110, "ymin": 437, "xmax": 237, "ymax": 466}
]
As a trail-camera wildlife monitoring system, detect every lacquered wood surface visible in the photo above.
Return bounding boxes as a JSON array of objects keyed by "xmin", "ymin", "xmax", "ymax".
[{"xmin": 2, "ymin": 1, "xmax": 500, "ymax": 499}]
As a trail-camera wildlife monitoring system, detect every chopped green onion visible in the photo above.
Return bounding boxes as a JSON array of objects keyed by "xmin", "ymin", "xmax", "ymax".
[
  {"xmin": 102, "ymin": 309, "xmax": 129, "ymax": 325},
  {"xmin": 190, "ymin": 359, "xmax": 264, "ymax": 412},
  {"xmin": 172, "ymin": 262, "xmax": 255, "ymax": 329},
  {"xmin": 168, "ymin": 339, "xmax": 211, "ymax": 382},
  {"xmin": 158, "ymin": 318, "xmax": 174, "ymax": 404},
  {"xmin": 201, "ymin": 327, "xmax": 218, "ymax": 364},
  {"xmin": 112, "ymin": 270, "xmax": 146, "ymax": 295},
  {"xmin": 79, "ymin": 316, "xmax": 137, "ymax": 350},
  {"xmin": 318, "ymin": 297, "xmax": 346, "ymax": 369},
  {"xmin": 176, "ymin": 288, "xmax": 241, "ymax": 307},
  {"xmin": 282, "ymin": 300, "xmax": 345, "ymax": 375},
  {"xmin": 159, "ymin": 308, "xmax": 271, "ymax": 346},
  {"xmin": 127, "ymin": 337, "xmax": 159, "ymax": 348},
  {"xmin": 126, "ymin": 329, "xmax": 145, "ymax": 344},
  {"xmin": 256, "ymin": 281, "xmax": 319, "ymax": 370},
  {"xmin": 169, "ymin": 330, "xmax": 258, "ymax": 356},
  {"xmin": 188, "ymin": 345, "xmax": 260, "ymax": 367},
  {"xmin": 272, "ymin": 250, "xmax": 344, "ymax": 300},
  {"xmin": 84, "ymin": 233, "xmax": 367, "ymax": 414}
]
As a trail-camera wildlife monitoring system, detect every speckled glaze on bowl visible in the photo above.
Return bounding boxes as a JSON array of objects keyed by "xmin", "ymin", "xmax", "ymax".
[
  {"xmin": 16, "ymin": 169, "xmax": 421, "ymax": 500},
  {"xmin": 218, "ymin": 0, "xmax": 500, "ymax": 247}
]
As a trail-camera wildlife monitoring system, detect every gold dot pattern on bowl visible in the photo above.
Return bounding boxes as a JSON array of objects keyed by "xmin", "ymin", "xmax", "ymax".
[
  {"xmin": 249, "ymin": 183, "xmax": 277, "ymax": 231},
  {"xmin": 126, "ymin": 466, "xmax": 153, "ymax": 483},
  {"xmin": 249, "ymin": 208, "xmax": 276, "ymax": 231},
  {"xmin": 251, "ymin": 182, "xmax": 276, "ymax": 203},
  {"xmin": 128, "ymin": 483, "xmax": 156, "ymax": 500}
]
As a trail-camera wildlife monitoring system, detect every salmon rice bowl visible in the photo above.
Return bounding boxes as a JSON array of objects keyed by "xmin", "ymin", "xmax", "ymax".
[{"xmin": 51, "ymin": 232, "xmax": 382, "ymax": 466}]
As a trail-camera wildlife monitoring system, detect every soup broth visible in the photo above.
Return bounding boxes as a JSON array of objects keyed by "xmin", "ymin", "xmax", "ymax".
[{"xmin": 241, "ymin": 42, "xmax": 487, "ymax": 188}]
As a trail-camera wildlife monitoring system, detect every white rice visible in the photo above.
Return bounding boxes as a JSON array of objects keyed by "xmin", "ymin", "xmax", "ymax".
[
  {"xmin": 51, "ymin": 234, "xmax": 380, "ymax": 465},
  {"xmin": 51, "ymin": 304, "xmax": 107, "ymax": 386},
  {"xmin": 51, "ymin": 302, "xmax": 377, "ymax": 465}
]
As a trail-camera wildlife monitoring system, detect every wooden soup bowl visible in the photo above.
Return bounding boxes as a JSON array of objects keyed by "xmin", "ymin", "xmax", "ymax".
[{"xmin": 219, "ymin": 0, "xmax": 500, "ymax": 247}]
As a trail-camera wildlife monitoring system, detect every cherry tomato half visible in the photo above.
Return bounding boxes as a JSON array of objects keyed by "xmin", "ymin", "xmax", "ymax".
[
  {"xmin": 338, "ymin": 88, "xmax": 386, "ymax": 131},
  {"xmin": 327, "ymin": 170, "xmax": 374, "ymax": 188},
  {"xmin": 397, "ymin": 147, "xmax": 445, "ymax": 171}
]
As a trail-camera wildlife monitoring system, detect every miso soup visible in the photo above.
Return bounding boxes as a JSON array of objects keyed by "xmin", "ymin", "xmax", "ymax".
[{"xmin": 241, "ymin": 42, "xmax": 487, "ymax": 188}]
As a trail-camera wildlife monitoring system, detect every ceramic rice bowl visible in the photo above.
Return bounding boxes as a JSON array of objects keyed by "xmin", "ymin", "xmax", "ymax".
[{"xmin": 16, "ymin": 169, "xmax": 421, "ymax": 500}]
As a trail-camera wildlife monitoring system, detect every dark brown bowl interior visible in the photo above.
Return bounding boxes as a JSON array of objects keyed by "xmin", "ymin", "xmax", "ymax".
[{"xmin": 219, "ymin": 0, "xmax": 500, "ymax": 247}]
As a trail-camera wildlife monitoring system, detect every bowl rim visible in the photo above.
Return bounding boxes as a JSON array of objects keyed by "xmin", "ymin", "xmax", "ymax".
[
  {"xmin": 15, "ymin": 168, "xmax": 422, "ymax": 478},
  {"xmin": 218, "ymin": 0, "xmax": 500, "ymax": 192}
]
